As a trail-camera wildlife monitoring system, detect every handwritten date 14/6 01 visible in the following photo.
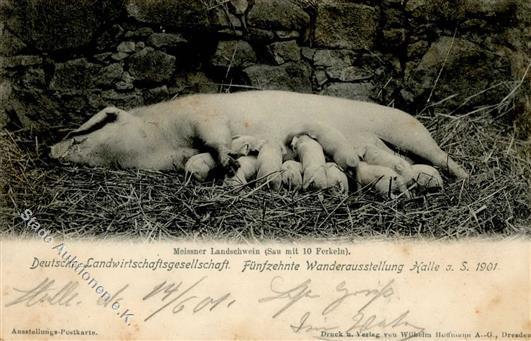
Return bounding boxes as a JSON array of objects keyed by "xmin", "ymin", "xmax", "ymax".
[
  {"xmin": 141, "ymin": 277, "xmax": 236, "ymax": 323},
  {"xmin": 460, "ymin": 262, "xmax": 498, "ymax": 272}
]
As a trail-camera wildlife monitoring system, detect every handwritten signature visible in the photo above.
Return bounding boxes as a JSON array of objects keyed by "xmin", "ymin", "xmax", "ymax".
[{"xmin": 259, "ymin": 276, "xmax": 425, "ymax": 340}]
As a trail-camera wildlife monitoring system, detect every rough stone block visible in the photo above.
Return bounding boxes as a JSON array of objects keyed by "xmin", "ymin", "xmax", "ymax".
[
  {"xmin": 0, "ymin": 55, "xmax": 42, "ymax": 68},
  {"xmin": 124, "ymin": 27, "xmax": 154, "ymax": 39},
  {"xmin": 325, "ymin": 66, "xmax": 372, "ymax": 82},
  {"xmin": 210, "ymin": 40, "xmax": 257, "ymax": 68},
  {"xmin": 407, "ymin": 41, "xmax": 429, "ymax": 59},
  {"xmin": 320, "ymin": 82, "xmax": 374, "ymax": 101},
  {"xmin": 8, "ymin": 89, "xmax": 61, "ymax": 127},
  {"xmin": 381, "ymin": 28, "xmax": 407, "ymax": 48},
  {"xmin": 117, "ymin": 41, "xmax": 136, "ymax": 53},
  {"xmin": 313, "ymin": 49, "xmax": 356, "ymax": 68},
  {"xmin": 96, "ymin": 63, "xmax": 124, "ymax": 87},
  {"xmin": 405, "ymin": 0, "xmax": 465, "ymax": 22},
  {"xmin": 247, "ymin": 0, "xmax": 310, "ymax": 32},
  {"xmin": 209, "ymin": 8, "xmax": 243, "ymax": 30},
  {"xmin": 301, "ymin": 47, "xmax": 316, "ymax": 61},
  {"xmin": 315, "ymin": 3, "xmax": 378, "ymax": 50},
  {"xmin": 6, "ymin": 0, "xmax": 123, "ymax": 51},
  {"xmin": 93, "ymin": 52, "xmax": 113, "ymax": 63},
  {"xmin": 175, "ymin": 72, "xmax": 219, "ymax": 95},
  {"xmin": 464, "ymin": 0, "xmax": 519, "ymax": 19},
  {"xmin": 50, "ymin": 58, "xmax": 100, "ymax": 91},
  {"xmin": 127, "ymin": 48, "xmax": 176, "ymax": 83},
  {"xmin": 243, "ymin": 62, "xmax": 312, "ymax": 92},
  {"xmin": 116, "ymin": 72, "xmax": 135, "ymax": 91},
  {"xmin": 248, "ymin": 28, "xmax": 275, "ymax": 41},
  {"xmin": 404, "ymin": 36, "xmax": 511, "ymax": 107},
  {"xmin": 111, "ymin": 52, "xmax": 129, "ymax": 61},
  {"xmin": 266, "ymin": 40, "xmax": 301, "ymax": 65},
  {"xmin": 314, "ymin": 70, "xmax": 328, "ymax": 86},
  {"xmin": 144, "ymin": 85, "xmax": 169, "ymax": 104},
  {"xmin": 147, "ymin": 33, "xmax": 188, "ymax": 49},
  {"xmin": 96, "ymin": 24, "xmax": 124, "ymax": 51},
  {"xmin": 90, "ymin": 89, "xmax": 144, "ymax": 110},
  {"xmin": 0, "ymin": 24, "xmax": 26, "ymax": 56},
  {"xmin": 20, "ymin": 68, "xmax": 46, "ymax": 88},
  {"xmin": 126, "ymin": 0, "xmax": 210, "ymax": 29},
  {"xmin": 275, "ymin": 30, "xmax": 300, "ymax": 40}
]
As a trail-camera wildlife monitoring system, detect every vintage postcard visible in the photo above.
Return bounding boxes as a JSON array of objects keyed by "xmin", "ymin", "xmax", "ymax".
[
  {"xmin": 1, "ymin": 0, "xmax": 529, "ymax": 340},
  {"xmin": 1, "ymin": 239, "xmax": 530, "ymax": 340}
]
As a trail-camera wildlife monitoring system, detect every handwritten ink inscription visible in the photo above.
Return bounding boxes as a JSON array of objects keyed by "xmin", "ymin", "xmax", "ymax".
[
  {"xmin": 259, "ymin": 276, "xmax": 425, "ymax": 339},
  {"xmin": 5, "ymin": 278, "xmax": 81, "ymax": 308},
  {"xmin": 141, "ymin": 277, "xmax": 236, "ymax": 322},
  {"xmin": 5, "ymin": 276, "xmax": 423, "ymax": 339}
]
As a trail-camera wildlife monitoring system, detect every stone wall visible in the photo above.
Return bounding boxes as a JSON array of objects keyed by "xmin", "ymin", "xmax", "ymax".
[{"xmin": 0, "ymin": 0, "xmax": 529, "ymax": 136}]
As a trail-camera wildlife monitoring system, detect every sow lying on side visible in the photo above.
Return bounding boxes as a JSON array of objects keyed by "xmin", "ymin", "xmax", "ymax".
[{"xmin": 50, "ymin": 90, "xmax": 467, "ymax": 193}]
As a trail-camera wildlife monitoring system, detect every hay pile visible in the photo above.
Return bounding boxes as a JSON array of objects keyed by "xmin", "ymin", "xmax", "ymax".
[{"xmin": 1, "ymin": 108, "xmax": 529, "ymax": 241}]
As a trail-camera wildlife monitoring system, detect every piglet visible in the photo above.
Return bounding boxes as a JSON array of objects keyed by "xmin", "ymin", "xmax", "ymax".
[
  {"xmin": 256, "ymin": 141, "xmax": 284, "ymax": 190},
  {"xmin": 281, "ymin": 160, "xmax": 303, "ymax": 190},
  {"xmin": 225, "ymin": 156, "xmax": 259, "ymax": 186},
  {"xmin": 291, "ymin": 135, "xmax": 328, "ymax": 190},
  {"xmin": 184, "ymin": 153, "xmax": 216, "ymax": 181},
  {"xmin": 325, "ymin": 162, "xmax": 349, "ymax": 195},
  {"xmin": 356, "ymin": 161, "xmax": 410, "ymax": 199}
]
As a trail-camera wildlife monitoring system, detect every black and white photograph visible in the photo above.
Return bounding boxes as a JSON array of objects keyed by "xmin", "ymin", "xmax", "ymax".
[
  {"xmin": 0, "ymin": 0, "xmax": 530, "ymax": 339},
  {"xmin": 1, "ymin": 0, "xmax": 529, "ymax": 240}
]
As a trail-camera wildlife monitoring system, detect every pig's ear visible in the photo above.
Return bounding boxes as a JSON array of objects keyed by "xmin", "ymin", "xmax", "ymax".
[
  {"xmin": 241, "ymin": 143, "xmax": 251, "ymax": 156},
  {"xmin": 307, "ymin": 132, "xmax": 317, "ymax": 140},
  {"xmin": 279, "ymin": 144, "xmax": 288, "ymax": 156},
  {"xmin": 65, "ymin": 107, "xmax": 128, "ymax": 140},
  {"xmin": 290, "ymin": 136, "xmax": 299, "ymax": 151},
  {"xmin": 354, "ymin": 146, "xmax": 366, "ymax": 158}
]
